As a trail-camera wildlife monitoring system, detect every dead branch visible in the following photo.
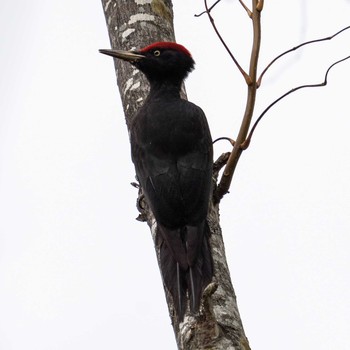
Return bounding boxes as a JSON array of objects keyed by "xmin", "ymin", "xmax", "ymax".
[
  {"xmin": 212, "ymin": 137, "xmax": 235, "ymax": 146},
  {"xmin": 216, "ymin": 0, "xmax": 262, "ymax": 201},
  {"xmin": 242, "ymin": 55, "xmax": 350, "ymax": 149},
  {"xmin": 195, "ymin": 0, "xmax": 222, "ymax": 17},
  {"xmin": 257, "ymin": 25, "xmax": 350, "ymax": 87},
  {"xmin": 202, "ymin": 0, "xmax": 251, "ymax": 84},
  {"xmin": 238, "ymin": 0, "xmax": 252, "ymax": 18}
]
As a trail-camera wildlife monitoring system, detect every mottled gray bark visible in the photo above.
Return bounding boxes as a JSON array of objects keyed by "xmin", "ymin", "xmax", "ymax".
[{"xmin": 100, "ymin": 1, "xmax": 250, "ymax": 349}]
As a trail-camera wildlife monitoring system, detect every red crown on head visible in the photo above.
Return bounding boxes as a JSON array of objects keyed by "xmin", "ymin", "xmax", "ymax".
[{"xmin": 139, "ymin": 42, "xmax": 192, "ymax": 57}]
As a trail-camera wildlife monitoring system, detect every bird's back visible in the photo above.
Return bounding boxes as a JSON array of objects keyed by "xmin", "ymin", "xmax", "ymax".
[{"xmin": 130, "ymin": 96, "xmax": 213, "ymax": 228}]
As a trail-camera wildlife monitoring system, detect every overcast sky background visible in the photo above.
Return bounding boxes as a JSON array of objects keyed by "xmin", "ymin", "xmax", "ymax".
[{"xmin": 1, "ymin": 1, "xmax": 350, "ymax": 349}]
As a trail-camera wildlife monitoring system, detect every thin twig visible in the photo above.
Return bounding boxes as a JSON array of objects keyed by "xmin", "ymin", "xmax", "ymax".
[
  {"xmin": 213, "ymin": 152, "xmax": 231, "ymax": 174},
  {"xmin": 212, "ymin": 137, "xmax": 235, "ymax": 146},
  {"xmin": 203, "ymin": 0, "xmax": 251, "ymax": 84},
  {"xmin": 242, "ymin": 55, "xmax": 350, "ymax": 149},
  {"xmin": 216, "ymin": 0, "xmax": 262, "ymax": 201},
  {"xmin": 257, "ymin": 25, "xmax": 350, "ymax": 87},
  {"xmin": 238, "ymin": 0, "xmax": 252, "ymax": 18},
  {"xmin": 195, "ymin": 0, "xmax": 222, "ymax": 17},
  {"xmin": 212, "ymin": 152, "xmax": 231, "ymax": 204}
]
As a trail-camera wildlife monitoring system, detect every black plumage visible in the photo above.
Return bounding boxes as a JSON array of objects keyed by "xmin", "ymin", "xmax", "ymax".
[{"xmin": 100, "ymin": 42, "xmax": 213, "ymax": 321}]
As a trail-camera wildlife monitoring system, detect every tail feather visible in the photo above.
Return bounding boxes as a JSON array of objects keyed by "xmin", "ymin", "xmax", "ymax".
[
  {"xmin": 158, "ymin": 222, "xmax": 213, "ymax": 321},
  {"xmin": 176, "ymin": 262, "xmax": 187, "ymax": 320},
  {"xmin": 187, "ymin": 222, "xmax": 213, "ymax": 313},
  {"xmin": 159, "ymin": 237, "xmax": 187, "ymax": 320}
]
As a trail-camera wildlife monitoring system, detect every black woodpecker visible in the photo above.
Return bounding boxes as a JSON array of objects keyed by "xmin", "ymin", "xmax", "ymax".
[{"xmin": 100, "ymin": 42, "xmax": 213, "ymax": 321}]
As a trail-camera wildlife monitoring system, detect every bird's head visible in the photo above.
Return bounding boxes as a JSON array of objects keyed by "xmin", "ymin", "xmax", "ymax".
[{"xmin": 99, "ymin": 42, "xmax": 195, "ymax": 85}]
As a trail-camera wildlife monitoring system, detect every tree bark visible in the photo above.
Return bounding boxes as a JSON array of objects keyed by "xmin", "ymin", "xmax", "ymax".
[{"xmin": 100, "ymin": 1, "xmax": 250, "ymax": 349}]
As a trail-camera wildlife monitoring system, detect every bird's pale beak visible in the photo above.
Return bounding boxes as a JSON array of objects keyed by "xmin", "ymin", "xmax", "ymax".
[{"xmin": 99, "ymin": 49, "xmax": 145, "ymax": 62}]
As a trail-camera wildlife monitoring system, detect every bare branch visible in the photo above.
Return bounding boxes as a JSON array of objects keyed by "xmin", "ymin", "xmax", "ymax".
[
  {"xmin": 213, "ymin": 137, "xmax": 235, "ymax": 146},
  {"xmin": 216, "ymin": 0, "xmax": 262, "ymax": 201},
  {"xmin": 203, "ymin": 0, "xmax": 251, "ymax": 84},
  {"xmin": 212, "ymin": 153, "xmax": 230, "ymax": 204},
  {"xmin": 238, "ymin": 0, "xmax": 252, "ymax": 18},
  {"xmin": 257, "ymin": 25, "xmax": 350, "ymax": 87},
  {"xmin": 195, "ymin": 0, "xmax": 222, "ymax": 17},
  {"xmin": 242, "ymin": 55, "xmax": 350, "ymax": 149},
  {"xmin": 213, "ymin": 152, "xmax": 231, "ymax": 175}
]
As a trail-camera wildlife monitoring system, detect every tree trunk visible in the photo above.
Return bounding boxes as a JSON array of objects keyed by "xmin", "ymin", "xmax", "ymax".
[{"xmin": 100, "ymin": 1, "xmax": 250, "ymax": 349}]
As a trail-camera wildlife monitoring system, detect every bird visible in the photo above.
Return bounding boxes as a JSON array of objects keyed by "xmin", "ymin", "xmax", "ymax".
[{"xmin": 99, "ymin": 42, "xmax": 213, "ymax": 321}]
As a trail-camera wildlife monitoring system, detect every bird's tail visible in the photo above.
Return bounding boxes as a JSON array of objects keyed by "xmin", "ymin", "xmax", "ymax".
[{"xmin": 158, "ymin": 222, "xmax": 213, "ymax": 321}]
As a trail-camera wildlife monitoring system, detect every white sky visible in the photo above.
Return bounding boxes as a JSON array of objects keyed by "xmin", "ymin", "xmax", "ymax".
[{"xmin": 0, "ymin": 1, "xmax": 349, "ymax": 349}]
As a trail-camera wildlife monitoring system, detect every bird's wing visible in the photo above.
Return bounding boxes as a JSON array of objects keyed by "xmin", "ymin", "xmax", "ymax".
[{"xmin": 130, "ymin": 102, "xmax": 213, "ymax": 228}]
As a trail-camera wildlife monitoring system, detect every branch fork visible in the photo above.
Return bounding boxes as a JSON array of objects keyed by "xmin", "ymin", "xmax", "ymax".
[{"xmin": 199, "ymin": 1, "xmax": 350, "ymax": 201}]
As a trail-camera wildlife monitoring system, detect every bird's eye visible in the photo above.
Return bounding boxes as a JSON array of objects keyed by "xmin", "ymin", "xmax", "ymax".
[{"xmin": 153, "ymin": 50, "xmax": 161, "ymax": 56}]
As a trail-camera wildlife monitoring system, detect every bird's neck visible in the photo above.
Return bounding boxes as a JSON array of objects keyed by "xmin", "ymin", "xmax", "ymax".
[{"xmin": 148, "ymin": 80, "xmax": 183, "ymax": 99}]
